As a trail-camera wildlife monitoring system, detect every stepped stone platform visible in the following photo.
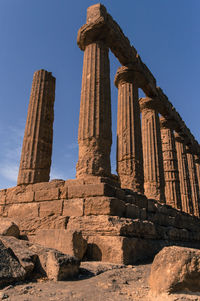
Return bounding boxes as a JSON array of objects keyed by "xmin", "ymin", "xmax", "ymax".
[{"xmin": 1, "ymin": 177, "xmax": 200, "ymax": 264}]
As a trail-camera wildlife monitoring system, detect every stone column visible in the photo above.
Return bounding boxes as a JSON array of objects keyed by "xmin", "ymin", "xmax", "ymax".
[
  {"xmin": 195, "ymin": 155, "xmax": 200, "ymax": 191},
  {"xmin": 186, "ymin": 146, "xmax": 200, "ymax": 217},
  {"xmin": 174, "ymin": 133, "xmax": 193, "ymax": 214},
  {"xmin": 17, "ymin": 70, "xmax": 55, "ymax": 185},
  {"xmin": 115, "ymin": 66, "xmax": 144, "ymax": 193},
  {"xmin": 160, "ymin": 117, "xmax": 181, "ymax": 209},
  {"xmin": 140, "ymin": 98, "xmax": 165, "ymax": 202},
  {"xmin": 76, "ymin": 7, "xmax": 112, "ymax": 179}
]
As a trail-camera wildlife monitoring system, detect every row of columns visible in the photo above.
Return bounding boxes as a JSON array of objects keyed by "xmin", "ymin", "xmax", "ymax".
[
  {"xmin": 17, "ymin": 15, "xmax": 200, "ymax": 218},
  {"xmin": 75, "ymin": 30, "xmax": 200, "ymax": 216}
]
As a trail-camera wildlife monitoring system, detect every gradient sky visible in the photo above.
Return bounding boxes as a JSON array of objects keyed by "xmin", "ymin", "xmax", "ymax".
[{"xmin": 0, "ymin": 0, "xmax": 200, "ymax": 189}]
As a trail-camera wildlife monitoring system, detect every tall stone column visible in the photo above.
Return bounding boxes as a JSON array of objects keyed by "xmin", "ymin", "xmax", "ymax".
[
  {"xmin": 174, "ymin": 133, "xmax": 193, "ymax": 214},
  {"xmin": 160, "ymin": 117, "xmax": 181, "ymax": 209},
  {"xmin": 76, "ymin": 6, "xmax": 112, "ymax": 178},
  {"xmin": 115, "ymin": 66, "xmax": 144, "ymax": 193},
  {"xmin": 186, "ymin": 147, "xmax": 200, "ymax": 217},
  {"xmin": 17, "ymin": 70, "xmax": 55, "ymax": 185},
  {"xmin": 140, "ymin": 98, "xmax": 165, "ymax": 202},
  {"xmin": 195, "ymin": 155, "xmax": 200, "ymax": 193}
]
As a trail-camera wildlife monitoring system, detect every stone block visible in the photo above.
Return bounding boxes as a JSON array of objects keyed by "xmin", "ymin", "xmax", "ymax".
[
  {"xmin": 20, "ymin": 216, "xmax": 69, "ymax": 236},
  {"xmin": 148, "ymin": 213, "xmax": 175, "ymax": 227},
  {"xmin": 125, "ymin": 203, "xmax": 141, "ymax": 219},
  {"xmin": 0, "ymin": 190, "xmax": 6, "ymax": 205},
  {"xmin": 68, "ymin": 183, "xmax": 115, "ymax": 199},
  {"xmin": 35, "ymin": 188, "xmax": 59, "ymax": 202},
  {"xmin": 0, "ymin": 218, "xmax": 20, "ymax": 238},
  {"xmin": 39, "ymin": 200, "xmax": 63, "ymax": 217},
  {"xmin": 45, "ymin": 251, "xmax": 79, "ymax": 281},
  {"xmin": 147, "ymin": 199, "xmax": 157, "ymax": 212},
  {"xmin": 65, "ymin": 179, "xmax": 85, "ymax": 186},
  {"xmin": 84, "ymin": 197, "xmax": 125, "ymax": 216},
  {"xmin": 6, "ymin": 190, "xmax": 34, "ymax": 204},
  {"xmin": 86, "ymin": 235, "xmax": 161, "ymax": 264},
  {"xmin": 63, "ymin": 199, "xmax": 84, "ymax": 217},
  {"xmin": 0, "ymin": 239, "xmax": 26, "ymax": 288},
  {"xmin": 1, "ymin": 236, "xmax": 37, "ymax": 276},
  {"xmin": 67, "ymin": 215, "xmax": 157, "ymax": 239},
  {"xmin": 30, "ymin": 229, "xmax": 87, "ymax": 260},
  {"xmin": 27, "ymin": 180, "xmax": 65, "ymax": 192},
  {"xmin": 6, "ymin": 203, "xmax": 39, "ymax": 219}
]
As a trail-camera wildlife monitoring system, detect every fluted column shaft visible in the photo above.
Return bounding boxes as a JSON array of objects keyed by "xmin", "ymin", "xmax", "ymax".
[
  {"xmin": 115, "ymin": 66, "xmax": 144, "ymax": 193},
  {"xmin": 175, "ymin": 134, "xmax": 193, "ymax": 214},
  {"xmin": 140, "ymin": 98, "xmax": 165, "ymax": 202},
  {"xmin": 160, "ymin": 118, "xmax": 181, "ymax": 209},
  {"xmin": 195, "ymin": 155, "xmax": 200, "ymax": 193},
  {"xmin": 186, "ymin": 147, "xmax": 200, "ymax": 217},
  {"xmin": 17, "ymin": 70, "xmax": 55, "ymax": 185},
  {"xmin": 76, "ymin": 40, "xmax": 112, "ymax": 178}
]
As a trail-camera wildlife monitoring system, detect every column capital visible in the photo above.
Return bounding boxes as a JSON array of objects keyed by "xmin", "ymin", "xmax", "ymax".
[
  {"xmin": 139, "ymin": 97, "xmax": 160, "ymax": 112},
  {"xmin": 159, "ymin": 116, "xmax": 177, "ymax": 130},
  {"xmin": 77, "ymin": 4, "xmax": 108, "ymax": 50},
  {"xmin": 114, "ymin": 65, "xmax": 138, "ymax": 87}
]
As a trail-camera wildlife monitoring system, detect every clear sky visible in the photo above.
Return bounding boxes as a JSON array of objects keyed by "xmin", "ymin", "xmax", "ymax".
[{"xmin": 0, "ymin": 0, "xmax": 200, "ymax": 189}]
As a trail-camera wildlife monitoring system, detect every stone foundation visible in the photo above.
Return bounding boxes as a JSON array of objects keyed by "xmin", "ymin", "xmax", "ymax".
[{"xmin": 1, "ymin": 178, "xmax": 200, "ymax": 264}]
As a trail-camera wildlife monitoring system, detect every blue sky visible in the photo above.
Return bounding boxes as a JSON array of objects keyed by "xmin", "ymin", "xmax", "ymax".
[{"xmin": 0, "ymin": 0, "xmax": 200, "ymax": 189}]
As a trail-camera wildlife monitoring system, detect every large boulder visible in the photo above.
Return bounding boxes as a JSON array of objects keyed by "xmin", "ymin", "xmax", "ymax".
[
  {"xmin": 0, "ymin": 218, "xmax": 20, "ymax": 238},
  {"xmin": 149, "ymin": 246, "xmax": 200, "ymax": 294},
  {"xmin": 0, "ymin": 240, "xmax": 26, "ymax": 288}
]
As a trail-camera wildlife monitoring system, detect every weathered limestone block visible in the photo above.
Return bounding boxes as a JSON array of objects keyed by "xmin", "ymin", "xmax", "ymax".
[
  {"xmin": 63, "ymin": 199, "xmax": 84, "ymax": 217},
  {"xmin": 160, "ymin": 117, "xmax": 181, "ymax": 209},
  {"xmin": 5, "ymin": 203, "xmax": 39, "ymax": 219},
  {"xmin": 18, "ymin": 70, "xmax": 56, "ymax": 185},
  {"xmin": 175, "ymin": 133, "xmax": 193, "ymax": 214},
  {"xmin": 0, "ymin": 218, "xmax": 20, "ymax": 238},
  {"xmin": 147, "ymin": 213, "xmax": 175, "ymax": 227},
  {"xmin": 149, "ymin": 246, "xmax": 200, "ymax": 294},
  {"xmin": 115, "ymin": 66, "xmax": 144, "ymax": 193},
  {"xmin": 140, "ymin": 97, "xmax": 165, "ymax": 202},
  {"xmin": 76, "ymin": 29, "xmax": 112, "ymax": 178},
  {"xmin": 125, "ymin": 193, "xmax": 148, "ymax": 209},
  {"xmin": 35, "ymin": 188, "xmax": 60, "ymax": 201},
  {"xmin": 125, "ymin": 203, "xmax": 142, "ymax": 219},
  {"xmin": 45, "ymin": 251, "xmax": 79, "ymax": 281},
  {"xmin": 68, "ymin": 183, "xmax": 115, "ymax": 199},
  {"xmin": 6, "ymin": 186, "xmax": 34, "ymax": 204},
  {"xmin": 29, "ymin": 243, "xmax": 79, "ymax": 280},
  {"xmin": 67, "ymin": 215, "xmax": 157, "ymax": 239},
  {"xmin": 84, "ymin": 196, "xmax": 125, "ymax": 216},
  {"xmin": 167, "ymin": 227, "xmax": 190, "ymax": 241},
  {"xmin": 86, "ymin": 235, "xmax": 161, "ymax": 264},
  {"xmin": 0, "ymin": 236, "xmax": 79, "ymax": 283},
  {"xmin": 20, "ymin": 216, "xmax": 69, "ymax": 236},
  {"xmin": 186, "ymin": 146, "xmax": 200, "ymax": 217},
  {"xmin": 0, "ymin": 236, "xmax": 37, "ymax": 275},
  {"xmin": 29, "ymin": 230, "xmax": 87, "ymax": 260},
  {"xmin": 0, "ymin": 240, "xmax": 26, "ymax": 288},
  {"xmin": 39, "ymin": 200, "xmax": 63, "ymax": 217}
]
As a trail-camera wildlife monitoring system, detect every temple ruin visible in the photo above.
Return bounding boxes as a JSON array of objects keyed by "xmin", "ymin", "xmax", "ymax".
[{"xmin": 0, "ymin": 4, "xmax": 200, "ymax": 264}]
